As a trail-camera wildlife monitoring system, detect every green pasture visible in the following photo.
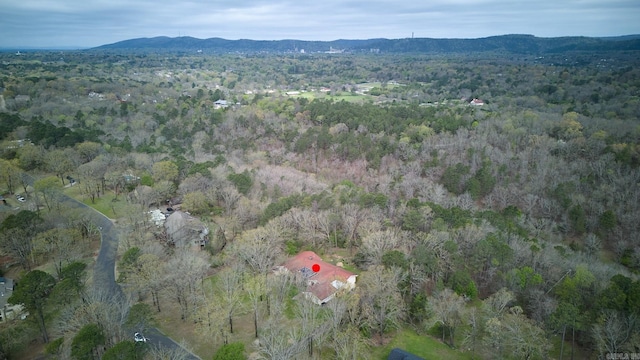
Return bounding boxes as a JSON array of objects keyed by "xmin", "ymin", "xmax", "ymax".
[
  {"xmin": 370, "ymin": 328, "xmax": 473, "ymax": 360},
  {"xmin": 64, "ymin": 185, "xmax": 128, "ymax": 219}
]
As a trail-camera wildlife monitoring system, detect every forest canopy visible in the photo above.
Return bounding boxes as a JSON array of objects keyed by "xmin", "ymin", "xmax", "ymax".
[{"xmin": 0, "ymin": 47, "xmax": 639, "ymax": 360}]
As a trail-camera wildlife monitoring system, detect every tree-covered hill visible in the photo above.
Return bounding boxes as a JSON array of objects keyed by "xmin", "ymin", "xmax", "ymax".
[{"xmin": 94, "ymin": 34, "xmax": 640, "ymax": 54}]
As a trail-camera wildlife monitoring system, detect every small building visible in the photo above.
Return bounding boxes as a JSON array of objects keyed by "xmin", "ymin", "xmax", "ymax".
[
  {"xmin": 214, "ymin": 100, "xmax": 228, "ymax": 109},
  {"xmin": 0, "ymin": 277, "xmax": 26, "ymax": 322},
  {"xmin": 123, "ymin": 173, "xmax": 141, "ymax": 184},
  {"xmin": 164, "ymin": 211, "xmax": 209, "ymax": 249},
  {"xmin": 469, "ymin": 98, "xmax": 484, "ymax": 106},
  {"xmin": 276, "ymin": 251, "xmax": 356, "ymax": 305}
]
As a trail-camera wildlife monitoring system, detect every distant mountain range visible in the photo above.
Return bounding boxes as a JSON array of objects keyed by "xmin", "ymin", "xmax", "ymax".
[{"xmin": 93, "ymin": 34, "xmax": 640, "ymax": 54}]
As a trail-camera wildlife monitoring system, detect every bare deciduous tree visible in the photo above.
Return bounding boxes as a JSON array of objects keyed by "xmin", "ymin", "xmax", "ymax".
[
  {"xmin": 486, "ymin": 306, "xmax": 550, "ymax": 360},
  {"xmin": 215, "ymin": 265, "xmax": 246, "ymax": 336},
  {"xmin": 592, "ymin": 310, "xmax": 638, "ymax": 357},
  {"xmin": 361, "ymin": 229, "xmax": 402, "ymax": 266},
  {"xmin": 341, "ymin": 204, "xmax": 366, "ymax": 251},
  {"xmin": 77, "ymin": 159, "xmax": 107, "ymax": 203},
  {"xmin": 32, "ymin": 227, "xmax": 84, "ymax": 279},
  {"xmin": 0, "ymin": 228, "xmax": 34, "ymax": 270},
  {"xmin": 0, "ymin": 158, "xmax": 23, "ymax": 194},
  {"xmin": 430, "ymin": 287, "xmax": 466, "ymax": 347},
  {"xmin": 255, "ymin": 320, "xmax": 303, "ymax": 360},
  {"xmin": 331, "ymin": 325, "xmax": 370, "ymax": 360},
  {"xmin": 218, "ymin": 185, "xmax": 242, "ymax": 215},
  {"xmin": 54, "ymin": 287, "xmax": 130, "ymax": 349},
  {"xmin": 144, "ymin": 340, "xmax": 194, "ymax": 360},
  {"xmin": 44, "ymin": 149, "xmax": 75, "ymax": 185},
  {"xmin": 233, "ymin": 225, "xmax": 283, "ymax": 275},
  {"xmin": 245, "ymin": 274, "xmax": 267, "ymax": 338},
  {"xmin": 359, "ymin": 265, "xmax": 405, "ymax": 340},
  {"xmin": 164, "ymin": 249, "xmax": 209, "ymax": 321}
]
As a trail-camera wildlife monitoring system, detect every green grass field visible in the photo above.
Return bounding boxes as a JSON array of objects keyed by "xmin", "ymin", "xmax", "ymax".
[
  {"xmin": 370, "ymin": 328, "xmax": 473, "ymax": 360},
  {"xmin": 287, "ymin": 90, "xmax": 372, "ymax": 103},
  {"xmin": 357, "ymin": 82, "xmax": 382, "ymax": 89},
  {"xmin": 63, "ymin": 185, "xmax": 129, "ymax": 219},
  {"xmin": 330, "ymin": 93, "xmax": 370, "ymax": 102}
]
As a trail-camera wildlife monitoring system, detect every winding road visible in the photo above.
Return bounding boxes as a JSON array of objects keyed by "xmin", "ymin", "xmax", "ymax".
[
  {"xmin": 28, "ymin": 176, "xmax": 200, "ymax": 359},
  {"xmin": 93, "ymin": 213, "xmax": 200, "ymax": 359}
]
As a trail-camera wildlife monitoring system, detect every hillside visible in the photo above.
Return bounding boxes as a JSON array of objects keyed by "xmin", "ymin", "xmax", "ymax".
[{"xmin": 93, "ymin": 34, "xmax": 640, "ymax": 54}]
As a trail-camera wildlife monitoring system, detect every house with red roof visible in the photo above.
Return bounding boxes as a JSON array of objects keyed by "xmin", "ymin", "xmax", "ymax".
[{"xmin": 276, "ymin": 251, "xmax": 357, "ymax": 305}]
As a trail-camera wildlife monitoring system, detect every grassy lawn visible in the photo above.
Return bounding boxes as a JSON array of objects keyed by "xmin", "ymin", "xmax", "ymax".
[
  {"xmin": 154, "ymin": 294, "xmax": 273, "ymax": 359},
  {"xmin": 549, "ymin": 334, "xmax": 592, "ymax": 360},
  {"xmin": 294, "ymin": 91, "xmax": 318, "ymax": 99},
  {"xmin": 357, "ymin": 82, "xmax": 382, "ymax": 89},
  {"xmin": 330, "ymin": 93, "xmax": 370, "ymax": 102},
  {"xmin": 287, "ymin": 90, "xmax": 372, "ymax": 103},
  {"xmin": 153, "ymin": 300, "xmax": 217, "ymax": 359},
  {"xmin": 357, "ymin": 82, "xmax": 402, "ymax": 90},
  {"xmin": 63, "ymin": 185, "xmax": 129, "ymax": 219},
  {"xmin": 370, "ymin": 328, "xmax": 473, "ymax": 360}
]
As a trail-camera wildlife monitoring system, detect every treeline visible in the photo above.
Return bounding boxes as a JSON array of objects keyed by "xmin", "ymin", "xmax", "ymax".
[{"xmin": 1, "ymin": 48, "xmax": 640, "ymax": 359}]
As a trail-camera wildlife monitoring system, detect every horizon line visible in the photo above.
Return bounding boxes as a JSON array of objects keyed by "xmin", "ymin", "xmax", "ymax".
[{"xmin": 2, "ymin": 33, "xmax": 639, "ymax": 51}]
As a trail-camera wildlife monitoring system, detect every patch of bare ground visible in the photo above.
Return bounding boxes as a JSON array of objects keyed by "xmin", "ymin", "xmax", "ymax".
[{"xmin": 14, "ymin": 340, "xmax": 46, "ymax": 360}]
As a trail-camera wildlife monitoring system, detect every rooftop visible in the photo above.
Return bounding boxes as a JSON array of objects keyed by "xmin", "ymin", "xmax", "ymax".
[
  {"xmin": 0, "ymin": 277, "xmax": 15, "ymax": 314},
  {"xmin": 281, "ymin": 251, "xmax": 356, "ymax": 303}
]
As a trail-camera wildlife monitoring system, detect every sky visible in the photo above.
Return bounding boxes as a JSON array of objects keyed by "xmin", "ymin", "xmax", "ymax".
[{"xmin": 1, "ymin": 0, "xmax": 639, "ymax": 49}]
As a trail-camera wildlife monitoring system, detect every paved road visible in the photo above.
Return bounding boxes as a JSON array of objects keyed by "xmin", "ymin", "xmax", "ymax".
[{"xmin": 25, "ymin": 176, "xmax": 200, "ymax": 359}]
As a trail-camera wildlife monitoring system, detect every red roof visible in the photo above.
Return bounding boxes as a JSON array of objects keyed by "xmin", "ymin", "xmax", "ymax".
[{"xmin": 281, "ymin": 251, "xmax": 355, "ymax": 302}]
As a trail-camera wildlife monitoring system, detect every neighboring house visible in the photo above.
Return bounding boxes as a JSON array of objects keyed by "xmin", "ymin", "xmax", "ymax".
[
  {"xmin": 214, "ymin": 99, "xmax": 228, "ymax": 109},
  {"xmin": 0, "ymin": 277, "xmax": 26, "ymax": 322},
  {"xmin": 164, "ymin": 211, "xmax": 209, "ymax": 249},
  {"xmin": 469, "ymin": 98, "xmax": 484, "ymax": 106},
  {"xmin": 123, "ymin": 173, "xmax": 141, "ymax": 184},
  {"xmin": 4, "ymin": 139, "xmax": 34, "ymax": 150},
  {"xmin": 387, "ymin": 348, "xmax": 425, "ymax": 360},
  {"xmin": 276, "ymin": 251, "xmax": 357, "ymax": 305}
]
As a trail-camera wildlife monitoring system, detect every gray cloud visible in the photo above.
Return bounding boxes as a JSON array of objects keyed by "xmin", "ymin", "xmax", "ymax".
[{"xmin": 1, "ymin": 0, "xmax": 638, "ymax": 48}]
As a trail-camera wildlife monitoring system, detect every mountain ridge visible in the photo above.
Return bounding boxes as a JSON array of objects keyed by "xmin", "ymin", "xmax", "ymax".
[{"xmin": 93, "ymin": 34, "xmax": 640, "ymax": 54}]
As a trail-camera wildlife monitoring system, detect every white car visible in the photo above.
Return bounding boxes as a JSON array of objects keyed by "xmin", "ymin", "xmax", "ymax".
[
  {"xmin": 134, "ymin": 332, "xmax": 147, "ymax": 343},
  {"xmin": 15, "ymin": 194, "xmax": 26, "ymax": 202}
]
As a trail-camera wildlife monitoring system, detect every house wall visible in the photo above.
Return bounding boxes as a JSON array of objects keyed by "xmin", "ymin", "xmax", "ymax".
[
  {"xmin": 320, "ymin": 293, "xmax": 336, "ymax": 304},
  {"xmin": 346, "ymin": 275, "xmax": 357, "ymax": 288}
]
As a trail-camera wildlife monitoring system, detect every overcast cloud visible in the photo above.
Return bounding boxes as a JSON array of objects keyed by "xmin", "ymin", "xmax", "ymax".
[{"xmin": 1, "ymin": 0, "xmax": 639, "ymax": 48}]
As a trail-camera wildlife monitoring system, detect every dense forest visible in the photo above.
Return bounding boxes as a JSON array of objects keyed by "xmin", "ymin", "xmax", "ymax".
[
  {"xmin": 94, "ymin": 34, "xmax": 640, "ymax": 54},
  {"xmin": 0, "ymin": 45, "xmax": 639, "ymax": 360}
]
